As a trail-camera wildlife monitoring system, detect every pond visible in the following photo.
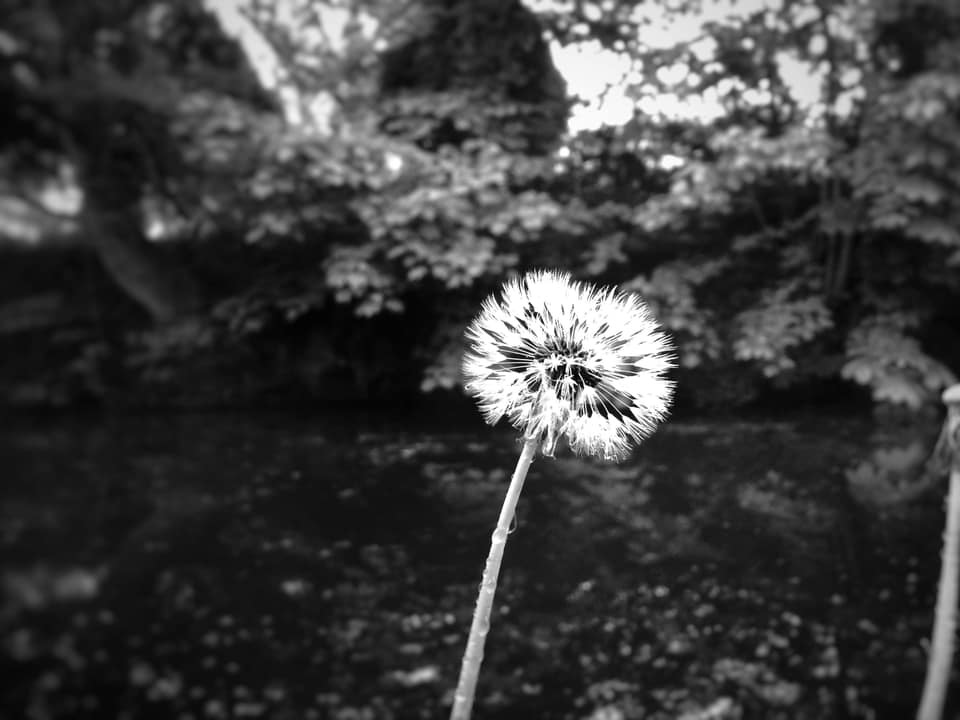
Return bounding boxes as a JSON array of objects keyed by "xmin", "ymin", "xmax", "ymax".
[{"xmin": 0, "ymin": 410, "xmax": 953, "ymax": 719}]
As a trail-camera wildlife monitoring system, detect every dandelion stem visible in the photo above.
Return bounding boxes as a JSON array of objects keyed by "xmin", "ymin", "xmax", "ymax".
[
  {"xmin": 917, "ymin": 467, "xmax": 960, "ymax": 720},
  {"xmin": 450, "ymin": 436, "xmax": 539, "ymax": 720},
  {"xmin": 917, "ymin": 385, "xmax": 960, "ymax": 720}
]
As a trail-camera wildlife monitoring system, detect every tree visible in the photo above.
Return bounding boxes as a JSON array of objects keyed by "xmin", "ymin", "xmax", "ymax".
[
  {"xmin": 0, "ymin": 0, "xmax": 274, "ymax": 322},
  {"xmin": 1, "ymin": 0, "xmax": 958, "ymax": 409}
]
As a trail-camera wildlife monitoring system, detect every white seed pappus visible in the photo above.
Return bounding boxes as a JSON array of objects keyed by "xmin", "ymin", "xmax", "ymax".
[{"xmin": 463, "ymin": 270, "xmax": 675, "ymax": 461}]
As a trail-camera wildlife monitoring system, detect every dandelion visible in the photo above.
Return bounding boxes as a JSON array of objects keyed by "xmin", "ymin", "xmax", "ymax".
[
  {"xmin": 464, "ymin": 269, "xmax": 674, "ymax": 460},
  {"xmin": 450, "ymin": 269, "xmax": 674, "ymax": 720}
]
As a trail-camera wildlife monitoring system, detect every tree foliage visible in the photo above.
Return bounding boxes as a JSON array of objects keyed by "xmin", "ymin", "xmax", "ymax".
[{"xmin": 0, "ymin": 0, "xmax": 958, "ymax": 408}]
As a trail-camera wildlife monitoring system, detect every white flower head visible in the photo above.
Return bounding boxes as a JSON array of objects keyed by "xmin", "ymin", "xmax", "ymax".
[{"xmin": 463, "ymin": 269, "xmax": 675, "ymax": 461}]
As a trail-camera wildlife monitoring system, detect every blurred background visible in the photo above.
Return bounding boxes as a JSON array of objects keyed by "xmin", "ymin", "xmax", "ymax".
[
  {"xmin": 3, "ymin": 1, "xmax": 960, "ymax": 719},
  {"xmin": 1, "ymin": 0, "xmax": 958, "ymax": 414}
]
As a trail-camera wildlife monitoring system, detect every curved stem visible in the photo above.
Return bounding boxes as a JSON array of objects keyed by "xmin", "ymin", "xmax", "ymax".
[
  {"xmin": 917, "ymin": 450, "xmax": 960, "ymax": 718},
  {"xmin": 450, "ymin": 436, "xmax": 539, "ymax": 720}
]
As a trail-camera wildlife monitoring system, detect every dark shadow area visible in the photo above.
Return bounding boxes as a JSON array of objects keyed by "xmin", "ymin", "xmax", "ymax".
[{"xmin": 0, "ymin": 412, "xmax": 952, "ymax": 719}]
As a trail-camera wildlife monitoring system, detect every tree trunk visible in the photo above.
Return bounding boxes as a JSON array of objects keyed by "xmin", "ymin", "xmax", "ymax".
[{"xmin": 83, "ymin": 206, "xmax": 200, "ymax": 324}]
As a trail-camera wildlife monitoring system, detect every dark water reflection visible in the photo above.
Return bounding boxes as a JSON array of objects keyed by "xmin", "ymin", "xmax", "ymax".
[{"xmin": 0, "ymin": 411, "xmax": 951, "ymax": 719}]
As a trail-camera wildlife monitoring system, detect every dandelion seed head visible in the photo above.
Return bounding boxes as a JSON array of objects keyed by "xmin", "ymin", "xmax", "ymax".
[{"xmin": 463, "ymin": 270, "xmax": 675, "ymax": 461}]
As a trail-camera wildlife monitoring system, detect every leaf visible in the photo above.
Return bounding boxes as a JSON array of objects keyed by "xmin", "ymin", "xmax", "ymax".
[
  {"xmin": 906, "ymin": 217, "xmax": 960, "ymax": 246},
  {"xmin": 733, "ymin": 293, "xmax": 833, "ymax": 377},
  {"xmin": 897, "ymin": 176, "xmax": 946, "ymax": 205},
  {"xmin": 842, "ymin": 319, "xmax": 957, "ymax": 408}
]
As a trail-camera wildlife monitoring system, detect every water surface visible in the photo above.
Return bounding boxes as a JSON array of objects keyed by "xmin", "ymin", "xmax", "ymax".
[{"xmin": 0, "ymin": 411, "xmax": 950, "ymax": 719}]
